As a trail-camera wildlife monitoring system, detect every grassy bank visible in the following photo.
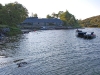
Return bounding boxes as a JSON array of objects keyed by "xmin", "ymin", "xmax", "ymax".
[
  {"xmin": 0, "ymin": 25, "xmax": 22, "ymax": 36},
  {"xmin": 7, "ymin": 27, "xmax": 22, "ymax": 36}
]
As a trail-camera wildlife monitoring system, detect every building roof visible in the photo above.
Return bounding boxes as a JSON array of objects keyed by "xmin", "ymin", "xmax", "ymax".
[{"xmin": 22, "ymin": 17, "xmax": 63, "ymax": 23}]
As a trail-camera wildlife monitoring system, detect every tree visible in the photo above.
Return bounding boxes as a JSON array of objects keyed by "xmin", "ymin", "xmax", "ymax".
[
  {"xmin": 33, "ymin": 13, "xmax": 38, "ymax": 17},
  {"xmin": 0, "ymin": 3, "xmax": 3, "ymax": 9},
  {"xmin": 58, "ymin": 11, "xmax": 63, "ymax": 18},
  {"xmin": 60, "ymin": 10, "xmax": 79, "ymax": 27},
  {"xmin": 46, "ymin": 14, "xmax": 52, "ymax": 18},
  {"xmin": 51, "ymin": 12, "xmax": 59, "ymax": 18},
  {"xmin": 55, "ymin": 14, "xmax": 59, "ymax": 18},
  {"xmin": 60, "ymin": 10, "xmax": 69, "ymax": 25},
  {"xmin": 52, "ymin": 12, "xmax": 56, "ymax": 18},
  {"xmin": 0, "ymin": 2, "xmax": 28, "ymax": 26}
]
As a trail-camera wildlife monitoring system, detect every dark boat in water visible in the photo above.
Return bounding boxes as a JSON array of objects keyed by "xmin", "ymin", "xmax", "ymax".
[
  {"xmin": 76, "ymin": 29, "xmax": 96, "ymax": 39},
  {"xmin": 76, "ymin": 29, "xmax": 87, "ymax": 37},
  {"xmin": 84, "ymin": 32, "xmax": 96, "ymax": 39}
]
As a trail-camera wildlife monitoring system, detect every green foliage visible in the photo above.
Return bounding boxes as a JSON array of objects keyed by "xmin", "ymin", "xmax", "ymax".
[
  {"xmin": 0, "ymin": 2, "xmax": 29, "ymax": 36},
  {"xmin": 33, "ymin": 13, "xmax": 38, "ymax": 17},
  {"xmin": 58, "ymin": 11, "xmax": 64, "ymax": 18},
  {"xmin": 0, "ymin": 25, "xmax": 9, "ymax": 28},
  {"xmin": 0, "ymin": 24, "xmax": 21, "ymax": 36},
  {"xmin": 7, "ymin": 26, "xmax": 22, "ymax": 36},
  {"xmin": 46, "ymin": 10, "xmax": 80, "ymax": 27},
  {"xmin": 51, "ymin": 12, "xmax": 58, "ymax": 18},
  {"xmin": 0, "ymin": 2, "xmax": 28, "ymax": 26},
  {"xmin": 46, "ymin": 14, "xmax": 53, "ymax": 18},
  {"xmin": 0, "ymin": 3, "xmax": 3, "ymax": 9},
  {"xmin": 59, "ymin": 10, "xmax": 80, "ymax": 27},
  {"xmin": 79, "ymin": 15, "xmax": 100, "ymax": 27}
]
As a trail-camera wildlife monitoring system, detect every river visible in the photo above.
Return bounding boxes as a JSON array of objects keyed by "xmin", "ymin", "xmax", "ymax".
[{"xmin": 0, "ymin": 28, "xmax": 100, "ymax": 75}]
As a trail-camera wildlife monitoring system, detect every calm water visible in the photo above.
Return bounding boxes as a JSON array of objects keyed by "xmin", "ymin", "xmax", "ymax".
[{"xmin": 0, "ymin": 28, "xmax": 100, "ymax": 75}]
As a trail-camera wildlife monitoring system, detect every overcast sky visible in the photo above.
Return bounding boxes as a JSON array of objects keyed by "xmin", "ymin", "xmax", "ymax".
[{"xmin": 1, "ymin": 0, "xmax": 100, "ymax": 19}]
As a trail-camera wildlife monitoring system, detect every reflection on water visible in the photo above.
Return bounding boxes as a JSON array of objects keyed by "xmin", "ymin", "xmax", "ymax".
[{"xmin": 0, "ymin": 28, "xmax": 100, "ymax": 75}]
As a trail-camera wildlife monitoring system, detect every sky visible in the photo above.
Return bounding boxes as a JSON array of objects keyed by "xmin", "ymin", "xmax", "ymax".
[{"xmin": 1, "ymin": 0, "xmax": 100, "ymax": 20}]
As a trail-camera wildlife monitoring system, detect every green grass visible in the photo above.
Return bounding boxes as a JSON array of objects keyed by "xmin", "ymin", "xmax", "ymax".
[
  {"xmin": 7, "ymin": 27, "xmax": 22, "ymax": 36},
  {"xmin": 0, "ymin": 25, "xmax": 9, "ymax": 28},
  {"xmin": 0, "ymin": 24, "xmax": 22, "ymax": 36}
]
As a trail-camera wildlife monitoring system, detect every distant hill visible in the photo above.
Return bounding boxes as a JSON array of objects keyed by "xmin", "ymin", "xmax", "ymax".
[{"xmin": 79, "ymin": 15, "xmax": 100, "ymax": 27}]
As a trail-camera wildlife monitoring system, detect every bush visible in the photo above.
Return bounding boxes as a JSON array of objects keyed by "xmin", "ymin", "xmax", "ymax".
[{"xmin": 7, "ymin": 26, "xmax": 22, "ymax": 36}]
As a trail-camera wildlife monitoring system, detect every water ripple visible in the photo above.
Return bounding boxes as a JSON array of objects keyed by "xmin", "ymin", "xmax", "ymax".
[{"xmin": 0, "ymin": 28, "xmax": 100, "ymax": 75}]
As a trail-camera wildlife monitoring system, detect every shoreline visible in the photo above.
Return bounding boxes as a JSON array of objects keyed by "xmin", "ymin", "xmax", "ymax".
[{"xmin": 0, "ymin": 27, "xmax": 84, "ymax": 45}]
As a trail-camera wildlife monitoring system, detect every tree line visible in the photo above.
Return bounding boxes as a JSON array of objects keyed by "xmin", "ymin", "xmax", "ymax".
[
  {"xmin": 79, "ymin": 15, "xmax": 100, "ymax": 27},
  {"xmin": 0, "ymin": 2, "xmax": 80, "ymax": 29}
]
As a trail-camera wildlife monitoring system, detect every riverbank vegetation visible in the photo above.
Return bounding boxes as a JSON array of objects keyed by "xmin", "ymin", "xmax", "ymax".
[
  {"xmin": 0, "ymin": 2, "xmax": 28, "ymax": 36},
  {"xmin": 79, "ymin": 15, "xmax": 100, "ymax": 27},
  {"xmin": 0, "ymin": 25, "xmax": 22, "ymax": 36}
]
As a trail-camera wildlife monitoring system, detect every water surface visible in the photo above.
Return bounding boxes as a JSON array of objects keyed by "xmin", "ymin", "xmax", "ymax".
[{"xmin": 0, "ymin": 28, "xmax": 100, "ymax": 75}]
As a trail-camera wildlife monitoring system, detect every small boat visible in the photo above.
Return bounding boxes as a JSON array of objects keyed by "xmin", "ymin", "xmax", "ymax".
[
  {"xmin": 84, "ymin": 32, "xmax": 96, "ymax": 39},
  {"xmin": 76, "ymin": 29, "xmax": 87, "ymax": 37},
  {"xmin": 76, "ymin": 29, "xmax": 96, "ymax": 39},
  {"xmin": 40, "ymin": 26, "xmax": 48, "ymax": 30}
]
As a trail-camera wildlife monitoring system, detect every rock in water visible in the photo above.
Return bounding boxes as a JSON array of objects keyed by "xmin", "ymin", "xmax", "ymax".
[{"xmin": 17, "ymin": 62, "xmax": 27, "ymax": 67}]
